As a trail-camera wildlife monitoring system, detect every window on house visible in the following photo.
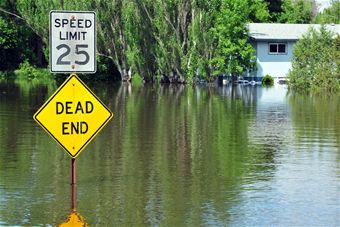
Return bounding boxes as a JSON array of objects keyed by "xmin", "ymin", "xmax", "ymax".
[{"xmin": 269, "ymin": 43, "xmax": 287, "ymax": 54}]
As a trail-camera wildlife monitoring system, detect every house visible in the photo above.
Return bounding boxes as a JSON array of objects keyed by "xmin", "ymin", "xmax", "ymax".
[{"xmin": 247, "ymin": 23, "xmax": 340, "ymax": 83}]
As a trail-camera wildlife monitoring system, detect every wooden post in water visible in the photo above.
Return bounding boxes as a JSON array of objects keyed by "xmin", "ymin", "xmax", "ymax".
[{"xmin": 70, "ymin": 158, "xmax": 76, "ymax": 211}]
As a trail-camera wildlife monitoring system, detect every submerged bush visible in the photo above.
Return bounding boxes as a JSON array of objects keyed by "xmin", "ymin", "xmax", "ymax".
[
  {"xmin": 262, "ymin": 74, "xmax": 274, "ymax": 86},
  {"xmin": 15, "ymin": 60, "xmax": 50, "ymax": 80},
  {"xmin": 288, "ymin": 26, "xmax": 340, "ymax": 93}
]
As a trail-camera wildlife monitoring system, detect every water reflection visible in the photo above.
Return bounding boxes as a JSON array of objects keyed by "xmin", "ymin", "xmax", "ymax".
[
  {"xmin": 57, "ymin": 210, "xmax": 88, "ymax": 227},
  {"xmin": 216, "ymin": 84, "xmax": 262, "ymax": 105},
  {"xmin": 92, "ymin": 83, "xmax": 258, "ymax": 226},
  {"xmin": 248, "ymin": 85, "xmax": 291, "ymax": 171},
  {"xmin": 288, "ymin": 94, "xmax": 340, "ymax": 150},
  {"xmin": 0, "ymin": 80, "xmax": 339, "ymax": 226}
]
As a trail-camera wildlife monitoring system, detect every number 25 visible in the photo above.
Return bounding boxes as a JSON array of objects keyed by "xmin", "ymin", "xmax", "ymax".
[{"xmin": 56, "ymin": 44, "xmax": 90, "ymax": 65}]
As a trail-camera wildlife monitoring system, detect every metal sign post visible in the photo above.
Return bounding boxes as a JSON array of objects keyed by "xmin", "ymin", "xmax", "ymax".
[
  {"xmin": 71, "ymin": 158, "xmax": 77, "ymax": 211},
  {"xmin": 34, "ymin": 73, "xmax": 113, "ymax": 213},
  {"xmin": 34, "ymin": 11, "xmax": 114, "ymax": 221}
]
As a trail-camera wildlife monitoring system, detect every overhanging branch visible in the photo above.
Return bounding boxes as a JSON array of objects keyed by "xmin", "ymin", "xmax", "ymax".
[{"xmin": 0, "ymin": 7, "xmax": 40, "ymax": 38}]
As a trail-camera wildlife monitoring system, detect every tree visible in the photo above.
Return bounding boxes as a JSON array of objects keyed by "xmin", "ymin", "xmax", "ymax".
[
  {"xmin": 288, "ymin": 26, "xmax": 340, "ymax": 93},
  {"xmin": 247, "ymin": 0, "xmax": 271, "ymax": 22},
  {"xmin": 0, "ymin": 0, "xmax": 45, "ymax": 70},
  {"xmin": 314, "ymin": 0, "xmax": 340, "ymax": 24},
  {"xmin": 0, "ymin": 16, "xmax": 21, "ymax": 70},
  {"xmin": 185, "ymin": 0, "xmax": 220, "ymax": 81},
  {"xmin": 3, "ymin": 0, "xmax": 271, "ymax": 83},
  {"xmin": 103, "ymin": 0, "xmax": 269, "ymax": 83},
  {"xmin": 210, "ymin": 0, "xmax": 268, "ymax": 79},
  {"xmin": 278, "ymin": 0, "xmax": 316, "ymax": 23},
  {"xmin": 95, "ymin": 0, "xmax": 134, "ymax": 81},
  {"xmin": 265, "ymin": 0, "xmax": 283, "ymax": 21}
]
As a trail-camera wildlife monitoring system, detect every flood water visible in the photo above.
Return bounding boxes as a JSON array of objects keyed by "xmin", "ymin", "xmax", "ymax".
[{"xmin": 0, "ymin": 78, "xmax": 339, "ymax": 226}]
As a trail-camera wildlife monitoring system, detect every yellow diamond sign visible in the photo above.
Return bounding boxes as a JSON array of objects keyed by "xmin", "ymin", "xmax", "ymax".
[{"xmin": 33, "ymin": 74, "xmax": 113, "ymax": 158}]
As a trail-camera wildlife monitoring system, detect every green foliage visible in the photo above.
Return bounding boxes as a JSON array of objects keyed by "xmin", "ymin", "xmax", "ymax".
[
  {"xmin": 211, "ymin": 0, "xmax": 261, "ymax": 77},
  {"xmin": 247, "ymin": 0, "xmax": 271, "ymax": 22},
  {"xmin": 0, "ymin": 71, "xmax": 15, "ymax": 80},
  {"xmin": 94, "ymin": 55, "xmax": 121, "ymax": 81},
  {"xmin": 15, "ymin": 0, "xmax": 49, "ymax": 41},
  {"xmin": 288, "ymin": 27, "xmax": 340, "ymax": 93},
  {"xmin": 4, "ymin": 0, "xmax": 272, "ymax": 83},
  {"xmin": 131, "ymin": 74, "xmax": 143, "ymax": 86},
  {"xmin": 0, "ymin": 17, "xmax": 20, "ymax": 70},
  {"xmin": 15, "ymin": 60, "xmax": 51, "ymax": 80},
  {"xmin": 0, "ymin": 15, "xmax": 38, "ymax": 70},
  {"xmin": 0, "ymin": 1, "xmax": 46, "ymax": 71},
  {"xmin": 277, "ymin": 0, "xmax": 314, "ymax": 23},
  {"xmin": 16, "ymin": 0, "xmax": 93, "ymax": 43},
  {"xmin": 265, "ymin": 0, "xmax": 284, "ymax": 21},
  {"xmin": 262, "ymin": 74, "xmax": 274, "ymax": 86},
  {"xmin": 314, "ymin": 0, "xmax": 340, "ymax": 24}
]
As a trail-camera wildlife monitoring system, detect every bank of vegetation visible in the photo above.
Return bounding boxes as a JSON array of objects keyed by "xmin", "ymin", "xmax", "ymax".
[{"xmin": 0, "ymin": 0, "xmax": 339, "ymax": 88}]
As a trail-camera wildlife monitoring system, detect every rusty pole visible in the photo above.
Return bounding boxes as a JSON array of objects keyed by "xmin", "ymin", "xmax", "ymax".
[{"xmin": 70, "ymin": 158, "xmax": 76, "ymax": 211}]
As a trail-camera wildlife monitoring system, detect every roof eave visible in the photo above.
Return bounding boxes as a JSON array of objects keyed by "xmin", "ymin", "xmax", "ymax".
[{"xmin": 250, "ymin": 37, "xmax": 299, "ymax": 42}]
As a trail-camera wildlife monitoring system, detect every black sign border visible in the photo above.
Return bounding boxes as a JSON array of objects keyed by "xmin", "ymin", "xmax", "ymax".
[{"xmin": 49, "ymin": 10, "xmax": 97, "ymax": 74}]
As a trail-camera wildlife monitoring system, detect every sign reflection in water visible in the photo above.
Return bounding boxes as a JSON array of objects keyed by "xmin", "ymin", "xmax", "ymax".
[
  {"xmin": 57, "ymin": 210, "xmax": 88, "ymax": 227},
  {"xmin": 0, "ymin": 80, "xmax": 339, "ymax": 226}
]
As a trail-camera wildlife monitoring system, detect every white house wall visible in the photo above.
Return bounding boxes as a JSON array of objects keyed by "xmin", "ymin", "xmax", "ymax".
[{"xmin": 255, "ymin": 41, "xmax": 295, "ymax": 78}]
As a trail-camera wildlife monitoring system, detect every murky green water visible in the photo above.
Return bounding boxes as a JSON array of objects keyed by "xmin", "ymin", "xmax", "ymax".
[{"xmin": 0, "ymin": 78, "xmax": 339, "ymax": 226}]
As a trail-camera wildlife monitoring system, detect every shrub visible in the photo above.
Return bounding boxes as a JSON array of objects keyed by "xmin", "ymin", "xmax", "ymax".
[
  {"xmin": 262, "ymin": 74, "xmax": 274, "ymax": 86},
  {"xmin": 288, "ymin": 26, "xmax": 340, "ymax": 93},
  {"xmin": 15, "ymin": 60, "xmax": 50, "ymax": 80}
]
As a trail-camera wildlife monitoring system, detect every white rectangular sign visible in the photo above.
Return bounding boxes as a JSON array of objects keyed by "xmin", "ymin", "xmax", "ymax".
[{"xmin": 50, "ymin": 11, "xmax": 96, "ymax": 73}]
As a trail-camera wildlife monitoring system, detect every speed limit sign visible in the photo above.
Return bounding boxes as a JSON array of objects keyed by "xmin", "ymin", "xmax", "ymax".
[{"xmin": 50, "ymin": 11, "xmax": 96, "ymax": 73}]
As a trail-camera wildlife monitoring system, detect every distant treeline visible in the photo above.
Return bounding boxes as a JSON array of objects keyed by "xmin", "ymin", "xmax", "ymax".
[{"xmin": 0, "ymin": 0, "xmax": 339, "ymax": 82}]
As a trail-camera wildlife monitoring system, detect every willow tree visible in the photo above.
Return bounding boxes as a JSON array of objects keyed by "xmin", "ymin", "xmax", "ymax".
[
  {"xmin": 140, "ymin": 0, "xmax": 220, "ymax": 82},
  {"xmin": 15, "ymin": 0, "xmax": 51, "ymax": 43},
  {"xmin": 94, "ymin": 0, "xmax": 133, "ymax": 81},
  {"xmin": 185, "ymin": 0, "xmax": 220, "ymax": 81},
  {"xmin": 13, "ymin": 0, "xmax": 54, "ymax": 64},
  {"xmin": 148, "ymin": 0, "xmax": 193, "ymax": 82}
]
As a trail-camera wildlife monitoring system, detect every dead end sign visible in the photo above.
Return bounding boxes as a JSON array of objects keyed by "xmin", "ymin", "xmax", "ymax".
[{"xmin": 33, "ymin": 74, "xmax": 113, "ymax": 158}]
